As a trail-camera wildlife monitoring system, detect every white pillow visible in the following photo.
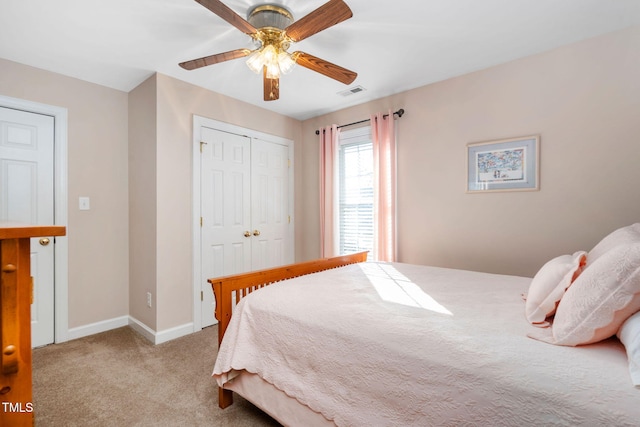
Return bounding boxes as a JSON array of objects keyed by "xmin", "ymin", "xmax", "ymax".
[
  {"xmin": 588, "ymin": 223, "xmax": 640, "ymax": 266},
  {"xmin": 617, "ymin": 311, "xmax": 640, "ymax": 387},
  {"xmin": 525, "ymin": 251, "xmax": 586, "ymax": 327},
  {"xmin": 529, "ymin": 243, "xmax": 640, "ymax": 346}
]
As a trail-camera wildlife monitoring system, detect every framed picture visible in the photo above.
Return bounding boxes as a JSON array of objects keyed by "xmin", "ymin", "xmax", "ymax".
[{"xmin": 466, "ymin": 135, "xmax": 539, "ymax": 192}]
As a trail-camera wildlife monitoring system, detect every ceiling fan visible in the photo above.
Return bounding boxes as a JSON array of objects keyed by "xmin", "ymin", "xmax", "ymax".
[{"xmin": 179, "ymin": 0, "xmax": 358, "ymax": 101}]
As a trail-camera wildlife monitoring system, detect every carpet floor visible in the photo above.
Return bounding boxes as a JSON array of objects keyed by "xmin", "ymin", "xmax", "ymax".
[{"xmin": 32, "ymin": 326, "xmax": 281, "ymax": 426}]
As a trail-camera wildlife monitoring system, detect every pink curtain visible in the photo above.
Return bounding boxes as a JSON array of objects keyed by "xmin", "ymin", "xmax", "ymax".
[
  {"xmin": 319, "ymin": 125, "xmax": 339, "ymax": 258},
  {"xmin": 371, "ymin": 111, "xmax": 397, "ymax": 262}
]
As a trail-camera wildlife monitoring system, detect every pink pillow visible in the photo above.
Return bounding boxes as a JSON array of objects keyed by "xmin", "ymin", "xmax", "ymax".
[
  {"xmin": 529, "ymin": 243, "xmax": 640, "ymax": 346},
  {"xmin": 617, "ymin": 310, "xmax": 640, "ymax": 387},
  {"xmin": 587, "ymin": 223, "xmax": 640, "ymax": 266},
  {"xmin": 525, "ymin": 251, "xmax": 586, "ymax": 327}
]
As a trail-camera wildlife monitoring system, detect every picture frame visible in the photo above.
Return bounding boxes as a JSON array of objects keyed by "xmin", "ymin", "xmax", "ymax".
[{"xmin": 466, "ymin": 135, "xmax": 539, "ymax": 193}]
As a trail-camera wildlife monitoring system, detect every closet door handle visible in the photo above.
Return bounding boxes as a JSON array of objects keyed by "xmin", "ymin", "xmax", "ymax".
[
  {"xmin": 243, "ymin": 231, "xmax": 251, "ymax": 238},
  {"xmin": 253, "ymin": 230, "xmax": 261, "ymax": 236}
]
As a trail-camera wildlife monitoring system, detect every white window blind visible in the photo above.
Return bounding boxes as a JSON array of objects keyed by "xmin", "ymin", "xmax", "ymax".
[{"xmin": 338, "ymin": 127, "xmax": 375, "ymax": 259}]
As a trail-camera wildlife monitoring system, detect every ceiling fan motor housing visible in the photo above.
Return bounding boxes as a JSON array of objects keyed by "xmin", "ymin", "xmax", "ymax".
[{"xmin": 247, "ymin": 4, "xmax": 294, "ymax": 30}]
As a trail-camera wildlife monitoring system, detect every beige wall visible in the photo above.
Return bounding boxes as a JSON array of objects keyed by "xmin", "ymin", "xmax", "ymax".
[
  {"xmin": 301, "ymin": 25, "xmax": 640, "ymax": 277},
  {"xmin": 0, "ymin": 58, "xmax": 130, "ymax": 328},
  {"xmin": 128, "ymin": 75, "xmax": 158, "ymax": 329},
  {"xmin": 139, "ymin": 73, "xmax": 302, "ymax": 331}
]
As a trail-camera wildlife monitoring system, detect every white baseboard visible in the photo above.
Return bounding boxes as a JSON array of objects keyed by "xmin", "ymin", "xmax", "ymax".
[
  {"xmin": 154, "ymin": 322, "xmax": 195, "ymax": 345},
  {"xmin": 128, "ymin": 317, "xmax": 195, "ymax": 345},
  {"xmin": 64, "ymin": 316, "xmax": 195, "ymax": 345},
  {"xmin": 127, "ymin": 317, "xmax": 157, "ymax": 343},
  {"xmin": 66, "ymin": 315, "xmax": 129, "ymax": 341}
]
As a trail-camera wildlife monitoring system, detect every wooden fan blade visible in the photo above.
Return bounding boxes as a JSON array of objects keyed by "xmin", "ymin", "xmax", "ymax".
[
  {"xmin": 263, "ymin": 67, "xmax": 279, "ymax": 101},
  {"xmin": 194, "ymin": 0, "xmax": 257, "ymax": 35},
  {"xmin": 293, "ymin": 52, "xmax": 357, "ymax": 85},
  {"xmin": 179, "ymin": 49, "xmax": 250, "ymax": 70},
  {"xmin": 284, "ymin": 0, "xmax": 352, "ymax": 42}
]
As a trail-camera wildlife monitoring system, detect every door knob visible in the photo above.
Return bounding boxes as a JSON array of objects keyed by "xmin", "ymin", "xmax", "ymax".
[
  {"xmin": 39, "ymin": 238, "xmax": 50, "ymax": 246},
  {"xmin": 243, "ymin": 231, "xmax": 251, "ymax": 238},
  {"xmin": 253, "ymin": 230, "xmax": 261, "ymax": 236}
]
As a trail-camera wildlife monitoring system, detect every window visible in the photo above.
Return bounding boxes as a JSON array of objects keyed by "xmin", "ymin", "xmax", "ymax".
[{"xmin": 338, "ymin": 127, "xmax": 375, "ymax": 259}]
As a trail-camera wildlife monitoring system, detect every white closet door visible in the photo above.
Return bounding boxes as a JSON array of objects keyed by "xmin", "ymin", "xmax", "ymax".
[
  {"xmin": 198, "ymin": 123, "xmax": 293, "ymax": 328},
  {"xmin": 250, "ymin": 139, "xmax": 290, "ymax": 270},
  {"xmin": 200, "ymin": 127, "xmax": 252, "ymax": 327},
  {"xmin": 0, "ymin": 106, "xmax": 55, "ymax": 347}
]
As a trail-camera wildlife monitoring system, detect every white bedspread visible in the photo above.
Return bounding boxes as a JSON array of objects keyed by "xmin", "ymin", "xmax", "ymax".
[{"xmin": 213, "ymin": 262, "xmax": 639, "ymax": 426}]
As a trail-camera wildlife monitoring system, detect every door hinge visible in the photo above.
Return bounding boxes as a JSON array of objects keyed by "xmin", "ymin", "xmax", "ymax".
[
  {"xmin": 200, "ymin": 217, "xmax": 203, "ymax": 227},
  {"xmin": 288, "ymin": 215, "xmax": 291, "ymax": 224},
  {"xmin": 200, "ymin": 141, "xmax": 207, "ymax": 153},
  {"xmin": 288, "ymin": 158, "xmax": 291, "ymax": 168},
  {"xmin": 201, "ymin": 291, "xmax": 204, "ymax": 301}
]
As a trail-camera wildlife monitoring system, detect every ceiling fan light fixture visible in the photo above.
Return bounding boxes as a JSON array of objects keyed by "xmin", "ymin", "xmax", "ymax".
[
  {"xmin": 277, "ymin": 51, "xmax": 296, "ymax": 74},
  {"xmin": 246, "ymin": 49, "xmax": 266, "ymax": 74},
  {"xmin": 246, "ymin": 43, "xmax": 296, "ymax": 78},
  {"xmin": 265, "ymin": 61, "xmax": 281, "ymax": 79},
  {"xmin": 246, "ymin": 44, "xmax": 280, "ymax": 76},
  {"xmin": 262, "ymin": 44, "xmax": 277, "ymax": 62}
]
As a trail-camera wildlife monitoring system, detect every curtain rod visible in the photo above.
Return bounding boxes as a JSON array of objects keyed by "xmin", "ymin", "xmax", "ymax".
[{"xmin": 314, "ymin": 108, "xmax": 405, "ymax": 135}]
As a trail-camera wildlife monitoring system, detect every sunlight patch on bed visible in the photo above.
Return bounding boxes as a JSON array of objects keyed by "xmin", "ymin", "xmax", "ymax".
[{"xmin": 359, "ymin": 263, "xmax": 453, "ymax": 315}]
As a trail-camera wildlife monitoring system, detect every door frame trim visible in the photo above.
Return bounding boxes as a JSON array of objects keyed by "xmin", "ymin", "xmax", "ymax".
[
  {"xmin": 191, "ymin": 115, "xmax": 294, "ymax": 332},
  {"xmin": 0, "ymin": 95, "xmax": 69, "ymax": 344}
]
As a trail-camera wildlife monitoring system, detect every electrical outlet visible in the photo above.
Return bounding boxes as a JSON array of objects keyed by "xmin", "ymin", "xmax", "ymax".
[{"xmin": 146, "ymin": 292, "xmax": 152, "ymax": 308}]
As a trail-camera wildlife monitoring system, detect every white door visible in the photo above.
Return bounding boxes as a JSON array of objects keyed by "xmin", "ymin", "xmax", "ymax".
[
  {"xmin": 200, "ymin": 127, "xmax": 252, "ymax": 327},
  {"xmin": 250, "ymin": 139, "xmax": 290, "ymax": 269},
  {"xmin": 0, "ymin": 107, "xmax": 55, "ymax": 347},
  {"xmin": 199, "ymin": 127, "xmax": 292, "ymax": 328}
]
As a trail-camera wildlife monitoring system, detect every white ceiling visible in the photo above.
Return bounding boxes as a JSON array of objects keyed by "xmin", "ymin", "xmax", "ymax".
[{"xmin": 1, "ymin": 0, "xmax": 639, "ymax": 120}]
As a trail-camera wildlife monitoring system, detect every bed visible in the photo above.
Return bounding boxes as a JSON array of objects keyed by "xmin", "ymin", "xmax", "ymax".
[{"xmin": 209, "ymin": 225, "xmax": 640, "ymax": 426}]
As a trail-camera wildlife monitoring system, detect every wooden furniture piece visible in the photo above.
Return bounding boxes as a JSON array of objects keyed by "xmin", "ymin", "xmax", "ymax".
[
  {"xmin": 208, "ymin": 251, "xmax": 368, "ymax": 408},
  {"xmin": 0, "ymin": 223, "xmax": 65, "ymax": 427}
]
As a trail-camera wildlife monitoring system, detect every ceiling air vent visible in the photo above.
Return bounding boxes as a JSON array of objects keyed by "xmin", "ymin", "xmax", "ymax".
[{"xmin": 338, "ymin": 86, "xmax": 366, "ymax": 97}]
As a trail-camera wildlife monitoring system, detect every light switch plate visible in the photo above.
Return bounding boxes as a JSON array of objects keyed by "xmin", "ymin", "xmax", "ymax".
[{"xmin": 79, "ymin": 196, "xmax": 90, "ymax": 210}]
